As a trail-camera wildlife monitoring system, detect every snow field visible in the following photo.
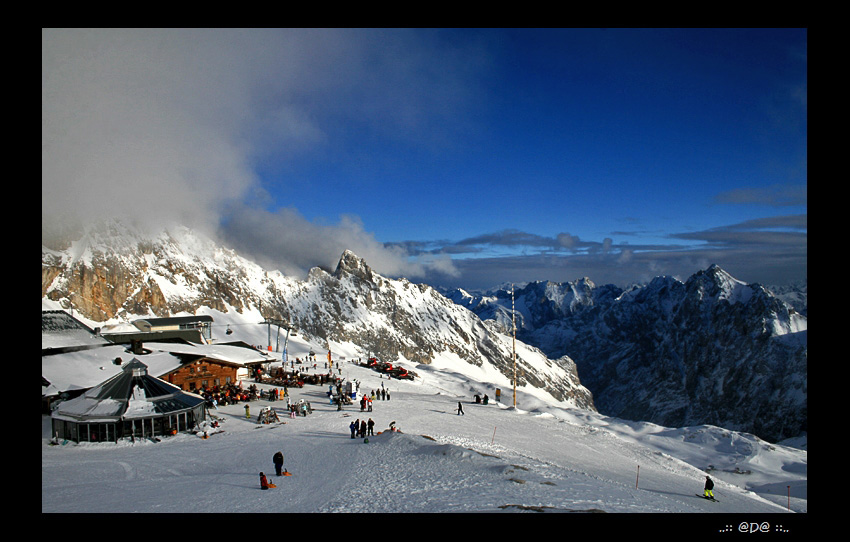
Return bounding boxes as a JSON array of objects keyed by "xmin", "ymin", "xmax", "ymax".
[{"xmin": 43, "ymin": 359, "xmax": 805, "ymax": 516}]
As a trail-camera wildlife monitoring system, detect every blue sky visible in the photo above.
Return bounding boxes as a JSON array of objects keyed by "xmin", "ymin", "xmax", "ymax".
[{"xmin": 42, "ymin": 28, "xmax": 806, "ymax": 290}]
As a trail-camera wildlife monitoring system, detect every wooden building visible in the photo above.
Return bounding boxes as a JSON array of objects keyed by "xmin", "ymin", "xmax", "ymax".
[
  {"xmin": 163, "ymin": 356, "xmax": 242, "ymax": 392},
  {"xmin": 51, "ymin": 358, "xmax": 207, "ymax": 443},
  {"xmin": 43, "ymin": 311, "xmax": 273, "ymax": 416},
  {"xmin": 145, "ymin": 340, "xmax": 272, "ymax": 393}
]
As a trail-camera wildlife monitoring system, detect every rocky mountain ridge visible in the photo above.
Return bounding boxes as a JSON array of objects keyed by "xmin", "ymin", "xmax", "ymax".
[
  {"xmin": 42, "ymin": 221, "xmax": 594, "ymax": 410},
  {"xmin": 444, "ymin": 267, "xmax": 807, "ymax": 442}
]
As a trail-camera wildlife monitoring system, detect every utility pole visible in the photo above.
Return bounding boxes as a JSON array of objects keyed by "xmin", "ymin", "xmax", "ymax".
[{"xmin": 512, "ymin": 284, "xmax": 517, "ymax": 408}]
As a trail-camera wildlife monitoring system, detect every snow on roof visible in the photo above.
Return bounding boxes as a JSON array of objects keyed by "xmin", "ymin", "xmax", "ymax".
[
  {"xmin": 52, "ymin": 358, "xmax": 206, "ymax": 423},
  {"xmin": 43, "ymin": 341, "xmax": 271, "ymax": 396},
  {"xmin": 135, "ymin": 315, "xmax": 214, "ymax": 326},
  {"xmin": 41, "ymin": 310, "xmax": 111, "ymax": 350},
  {"xmin": 143, "ymin": 341, "xmax": 272, "ymax": 365},
  {"xmin": 42, "ymin": 345, "xmax": 182, "ymax": 395},
  {"xmin": 53, "ymin": 396, "xmax": 125, "ymax": 421}
]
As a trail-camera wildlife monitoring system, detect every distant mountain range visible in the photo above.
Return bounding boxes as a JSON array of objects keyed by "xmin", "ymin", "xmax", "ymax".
[
  {"xmin": 42, "ymin": 220, "xmax": 806, "ymax": 442},
  {"xmin": 443, "ymin": 268, "xmax": 807, "ymax": 442}
]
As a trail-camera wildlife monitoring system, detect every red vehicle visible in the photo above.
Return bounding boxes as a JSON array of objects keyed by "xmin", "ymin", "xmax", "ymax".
[{"xmin": 391, "ymin": 367, "xmax": 415, "ymax": 380}]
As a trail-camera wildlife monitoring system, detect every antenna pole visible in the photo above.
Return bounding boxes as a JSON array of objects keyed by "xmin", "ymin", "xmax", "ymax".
[{"xmin": 512, "ymin": 284, "xmax": 517, "ymax": 408}]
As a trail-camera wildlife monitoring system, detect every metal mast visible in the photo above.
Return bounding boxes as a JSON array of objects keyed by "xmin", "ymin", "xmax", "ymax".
[
  {"xmin": 259, "ymin": 318, "xmax": 295, "ymax": 360},
  {"xmin": 512, "ymin": 283, "xmax": 517, "ymax": 408}
]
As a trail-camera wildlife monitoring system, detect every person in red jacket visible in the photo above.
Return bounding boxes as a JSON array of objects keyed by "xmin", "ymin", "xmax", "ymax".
[{"xmin": 260, "ymin": 472, "xmax": 269, "ymax": 490}]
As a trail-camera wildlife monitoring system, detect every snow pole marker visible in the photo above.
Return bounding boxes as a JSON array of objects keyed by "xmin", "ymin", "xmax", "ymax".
[
  {"xmin": 492, "ymin": 426, "xmax": 497, "ymax": 445},
  {"xmin": 635, "ymin": 465, "xmax": 640, "ymax": 489}
]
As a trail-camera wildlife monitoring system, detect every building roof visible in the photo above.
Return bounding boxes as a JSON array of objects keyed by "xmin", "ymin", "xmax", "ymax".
[
  {"xmin": 42, "ymin": 310, "xmax": 111, "ymax": 351},
  {"xmin": 144, "ymin": 341, "xmax": 272, "ymax": 366},
  {"xmin": 134, "ymin": 315, "xmax": 214, "ymax": 328},
  {"xmin": 102, "ymin": 328, "xmax": 207, "ymax": 345},
  {"xmin": 51, "ymin": 358, "xmax": 206, "ymax": 423},
  {"xmin": 43, "ymin": 341, "xmax": 271, "ymax": 397},
  {"xmin": 42, "ymin": 345, "xmax": 182, "ymax": 396}
]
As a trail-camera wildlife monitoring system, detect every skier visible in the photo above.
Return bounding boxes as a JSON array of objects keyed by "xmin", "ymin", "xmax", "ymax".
[
  {"xmin": 367, "ymin": 418, "xmax": 375, "ymax": 436},
  {"xmin": 703, "ymin": 475, "xmax": 715, "ymax": 499},
  {"xmin": 245, "ymin": 404, "xmax": 251, "ymax": 419},
  {"xmin": 273, "ymin": 451, "xmax": 284, "ymax": 476},
  {"xmin": 457, "ymin": 402, "xmax": 464, "ymax": 415},
  {"xmin": 350, "ymin": 420, "xmax": 358, "ymax": 439}
]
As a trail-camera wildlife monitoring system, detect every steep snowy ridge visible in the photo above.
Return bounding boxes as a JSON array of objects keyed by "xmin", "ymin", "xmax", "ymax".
[
  {"xmin": 42, "ymin": 222, "xmax": 594, "ymax": 411},
  {"xmin": 446, "ymin": 266, "xmax": 807, "ymax": 443}
]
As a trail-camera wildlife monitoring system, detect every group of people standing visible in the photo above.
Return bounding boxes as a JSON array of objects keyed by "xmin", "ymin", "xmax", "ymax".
[
  {"xmin": 359, "ymin": 387, "xmax": 390, "ymax": 411},
  {"xmin": 349, "ymin": 418, "xmax": 375, "ymax": 438}
]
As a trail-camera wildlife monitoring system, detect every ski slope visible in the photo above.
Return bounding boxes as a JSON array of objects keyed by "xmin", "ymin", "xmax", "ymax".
[{"xmin": 42, "ymin": 352, "xmax": 806, "ymax": 523}]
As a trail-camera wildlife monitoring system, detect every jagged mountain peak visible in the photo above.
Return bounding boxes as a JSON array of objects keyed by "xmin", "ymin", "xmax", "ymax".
[
  {"xmin": 333, "ymin": 249, "xmax": 375, "ymax": 283},
  {"xmin": 685, "ymin": 263, "xmax": 757, "ymax": 304}
]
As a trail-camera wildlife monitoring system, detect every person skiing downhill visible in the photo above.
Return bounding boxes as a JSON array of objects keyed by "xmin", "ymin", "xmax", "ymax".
[
  {"xmin": 704, "ymin": 475, "xmax": 715, "ymax": 499},
  {"xmin": 457, "ymin": 402, "xmax": 464, "ymax": 415}
]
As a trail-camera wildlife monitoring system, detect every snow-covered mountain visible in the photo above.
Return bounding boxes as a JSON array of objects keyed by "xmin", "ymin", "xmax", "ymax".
[
  {"xmin": 42, "ymin": 220, "xmax": 594, "ymax": 410},
  {"xmin": 444, "ymin": 267, "xmax": 807, "ymax": 443},
  {"xmin": 766, "ymin": 280, "xmax": 807, "ymax": 317}
]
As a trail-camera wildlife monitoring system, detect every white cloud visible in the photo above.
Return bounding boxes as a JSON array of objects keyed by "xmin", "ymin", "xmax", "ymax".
[
  {"xmin": 218, "ymin": 205, "xmax": 457, "ymax": 280},
  {"xmin": 42, "ymin": 28, "xmax": 475, "ymax": 278}
]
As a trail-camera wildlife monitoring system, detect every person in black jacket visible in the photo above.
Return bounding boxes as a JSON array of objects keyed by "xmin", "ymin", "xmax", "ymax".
[
  {"xmin": 703, "ymin": 475, "xmax": 715, "ymax": 499},
  {"xmin": 273, "ymin": 451, "xmax": 284, "ymax": 476}
]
